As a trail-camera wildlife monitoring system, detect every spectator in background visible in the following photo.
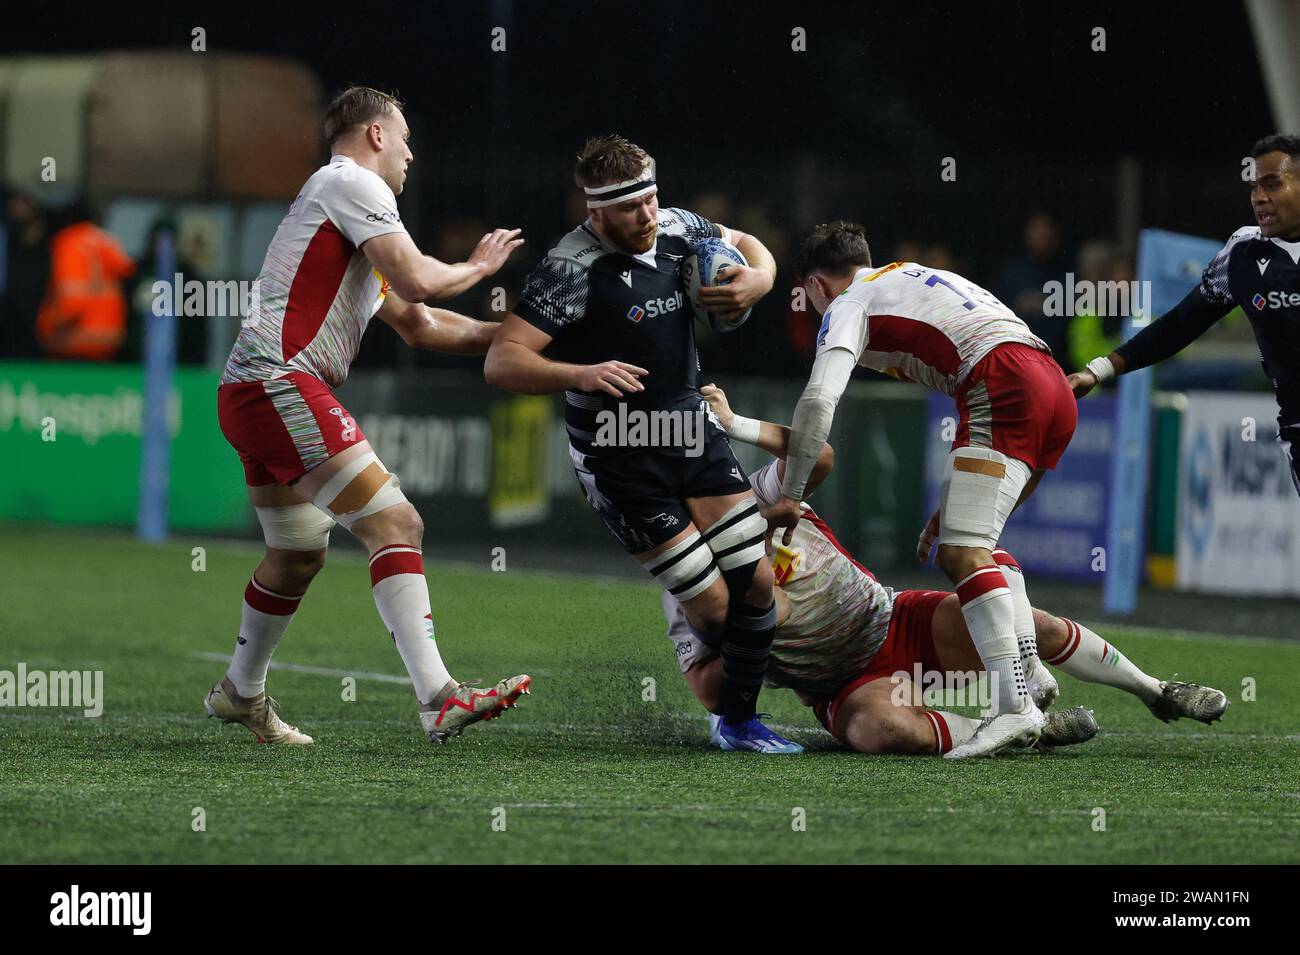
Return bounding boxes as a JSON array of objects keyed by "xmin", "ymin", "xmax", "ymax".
[
  {"xmin": 998, "ymin": 212, "xmax": 1070, "ymax": 361},
  {"xmin": 1, "ymin": 190, "xmax": 51, "ymax": 359},
  {"xmin": 36, "ymin": 200, "xmax": 135, "ymax": 360},
  {"xmin": 923, "ymin": 242, "xmax": 959, "ymax": 273},
  {"xmin": 892, "ymin": 239, "xmax": 925, "ymax": 265},
  {"xmin": 122, "ymin": 218, "xmax": 207, "ymax": 365},
  {"xmin": 1066, "ymin": 239, "xmax": 1128, "ymax": 374}
]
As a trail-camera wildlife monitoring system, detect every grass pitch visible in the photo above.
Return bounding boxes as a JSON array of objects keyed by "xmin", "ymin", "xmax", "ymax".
[{"xmin": 2, "ymin": 526, "xmax": 1298, "ymax": 864}]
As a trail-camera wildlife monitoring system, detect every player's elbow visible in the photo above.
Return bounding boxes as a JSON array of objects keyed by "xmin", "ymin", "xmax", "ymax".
[
  {"xmin": 483, "ymin": 341, "xmax": 516, "ymax": 390},
  {"xmin": 797, "ymin": 391, "xmax": 838, "ymax": 429},
  {"xmin": 388, "ymin": 273, "xmax": 435, "ymax": 304},
  {"xmin": 483, "ymin": 345, "xmax": 505, "ymax": 388},
  {"xmin": 389, "ymin": 259, "xmax": 453, "ymax": 303},
  {"xmin": 811, "ymin": 442, "xmax": 835, "ymax": 482}
]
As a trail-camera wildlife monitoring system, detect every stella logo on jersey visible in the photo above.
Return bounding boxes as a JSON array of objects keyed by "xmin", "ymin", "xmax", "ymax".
[
  {"xmin": 626, "ymin": 290, "xmax": 684, "ymax": 323},
  {"xmin": 1253, "ymin": 290, "xmax": 1300, "ymax": 312}
]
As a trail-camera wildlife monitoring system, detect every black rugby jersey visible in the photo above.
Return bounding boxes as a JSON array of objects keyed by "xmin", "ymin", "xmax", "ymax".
[
  {"xmin": 1117, "ymin": 226, "xmax": 1300, "ymax": 422},
  {"xmin": 514, "ymin": 207, "xmax": 723, "ymax": 454}
]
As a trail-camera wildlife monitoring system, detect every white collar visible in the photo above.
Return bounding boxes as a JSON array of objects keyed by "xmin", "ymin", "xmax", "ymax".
[
  {"xmin": 1268, "ymin": 235, "xmax": 1300, "ymax": 265},
  {"xmin": 632, "ymin": 242, "xmax": 659, "ymax": 267}
]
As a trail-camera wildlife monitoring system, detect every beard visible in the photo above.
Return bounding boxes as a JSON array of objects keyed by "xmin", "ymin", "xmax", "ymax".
[{"xmin": 612, "ymin": 221, "xmax": 656, "ymax": 253}]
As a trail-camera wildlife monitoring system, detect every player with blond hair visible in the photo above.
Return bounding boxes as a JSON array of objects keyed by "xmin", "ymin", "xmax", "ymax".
[{"xmin": 207, "ymin": 87, "xmax": 529, "ymax": 745}]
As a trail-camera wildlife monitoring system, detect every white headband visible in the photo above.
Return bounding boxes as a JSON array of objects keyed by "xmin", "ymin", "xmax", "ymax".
[{"xmin": 584, "ymin": 162, "xmax": 656, "ymax": 208}]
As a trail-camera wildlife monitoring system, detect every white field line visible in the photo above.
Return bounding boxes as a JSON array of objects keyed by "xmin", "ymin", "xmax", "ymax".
[
  {"xmin": 56, "ymin": 532, "xmax": 1300, "ymax": 641},
  {"xmin": 12, "ymin": 667, "xmax": 1300, "ymax": 744},
  {"xmin": 1079, "ymin": 622, "xmax": 1300, "ymax": 648},
  {"xmin": 191, "ymin": 651, "xmax": 554, "ymax": 682},
  {"xmin": 192, "ymin": 651, "xmax": 410, "ymax": 685}
]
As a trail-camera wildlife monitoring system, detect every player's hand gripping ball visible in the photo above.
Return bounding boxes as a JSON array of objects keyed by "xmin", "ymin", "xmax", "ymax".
[{"xmin": 681, "ymin": 237, "xmax": 753, "ymax": 333}]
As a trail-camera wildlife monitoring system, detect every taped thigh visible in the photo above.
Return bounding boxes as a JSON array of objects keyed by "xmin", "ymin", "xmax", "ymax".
[
  {"xmin": 255, "ymin": 502, "xmax": 335, "ymax": 550},
  {"xmin": 645, "ymin": 531, "xmax": 721, "ymax": 602},
  {"xmin": 700, "ymin": 498, "xmax": 767, "ymax": 572},
  {"xmin": 938, "ymin": 446, "xmax": 1030, "ymax": 549},
  {"xmin": 310, "ymin": 451, "xmax": 408, "ymax": 529}
]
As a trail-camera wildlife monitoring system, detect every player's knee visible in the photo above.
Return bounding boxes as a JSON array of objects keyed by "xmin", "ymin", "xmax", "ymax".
[
  {"xmin": 379, "ymin": 502, "xmax": 424, "ymax": 545},
  {"xmin": 843, "ymin": 709, "xmax": 897, "ymax": 754},
  {"xmin": 267, "ymin": 546, "xmax": 327, "ymax": 583},
  {"xmin": 685, "ymin": 580, "xmax": 730, "ymax": 635},
  {"xmin": 848, "ymin": 708, "xmax": 931, "ymax": 755},
  {"xmin": 936, "ymin": 544, "xmax": 992, "ymax": 582},
  {"xmin": 744, "ymin": 557, "xmax": 774, "ymax": 606}
]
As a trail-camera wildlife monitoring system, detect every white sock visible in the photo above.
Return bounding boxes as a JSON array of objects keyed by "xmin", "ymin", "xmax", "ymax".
[
  {"xmin": 994, "ymin": 549, "xmax": 1040, "ymax": 665},
  {"xmin": 369, "ymin": 545, "xmax": 452, "ymax": 706},
  {"xmin": 924, "ymin": 710, "xmax": 979, "ymax": 754},
  {"xmin": 956, "ymin": 566, "xmax": 1029, "ymax": 713},
  {"xmin": 1046, "ymin": 618, "xmax": 1162, "ymax": 703},
  {"xmin": 228, "ymin": 576, "xmax": 302, "ymax": 698}
]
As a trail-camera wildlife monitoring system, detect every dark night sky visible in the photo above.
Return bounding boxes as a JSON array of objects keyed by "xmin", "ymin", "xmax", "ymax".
[{"xmin": 8, "ymin": 1, "xmax": 1275, "ymax": 166}]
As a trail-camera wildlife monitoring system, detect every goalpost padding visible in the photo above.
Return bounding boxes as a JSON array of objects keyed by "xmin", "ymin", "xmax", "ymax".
[{"xmin": 1104, "ymin": 229, "xmax": 1222, "ymax": 614}]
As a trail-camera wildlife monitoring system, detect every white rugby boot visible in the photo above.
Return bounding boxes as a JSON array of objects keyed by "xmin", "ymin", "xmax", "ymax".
[
  {"xmin": 204, "ymin": 677, "xmax": 314, "ymax": 745},
  {"xmin": 944, "ymin": 701, "xmax": 1046, "ymax": 759},
  {"xmin": 420, "ymin": 674, "xmax": 531, "ymax": 743}
]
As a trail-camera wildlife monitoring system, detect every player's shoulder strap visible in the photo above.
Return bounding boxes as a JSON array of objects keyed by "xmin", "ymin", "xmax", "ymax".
[{"xmin": 1201, "ymin": 225, "xmax": 1262, "ymax": 306}]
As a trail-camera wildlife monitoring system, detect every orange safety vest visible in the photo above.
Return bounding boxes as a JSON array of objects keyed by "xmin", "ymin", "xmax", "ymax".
[{"xmin": 36, "ymin": 222, "xmax": 136, "ymax": 360}]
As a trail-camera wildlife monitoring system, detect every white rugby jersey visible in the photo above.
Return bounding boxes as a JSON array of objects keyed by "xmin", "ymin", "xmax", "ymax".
[
  {"xmin": 222, "ymin": 156, "xmax": 407, "ymax": 388},
  {"xmin": 664, "ymin": 459, "xmax": 896, "ymax": 701},
  {"xmin": 816, "ymin": 262, "xmax": 1049, "ymax": 396}
]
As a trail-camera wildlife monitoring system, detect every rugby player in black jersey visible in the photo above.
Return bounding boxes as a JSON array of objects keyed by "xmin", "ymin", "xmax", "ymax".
[
  {"xmin": 485, "ymin": 135, "xmax": 796, "ymax": 752},
  {"xmin": 1073, "ymin": 134, "xmax": 1300, "ymax": 492}
]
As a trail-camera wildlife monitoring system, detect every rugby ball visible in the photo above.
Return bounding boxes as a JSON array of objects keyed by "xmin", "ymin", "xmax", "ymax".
[{"xmin": 681, "ymin": 237, "xmax": 752, "ymax": 333}]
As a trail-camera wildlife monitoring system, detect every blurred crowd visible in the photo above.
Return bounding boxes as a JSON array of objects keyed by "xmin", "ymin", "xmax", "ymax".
[
  {"xmin": 0, "ymin": 190, "xmax": 217, "ymax": 365},
  {"xmin": 0, "ymin": 188, "xmax": 1134, "ymax": 380}
]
